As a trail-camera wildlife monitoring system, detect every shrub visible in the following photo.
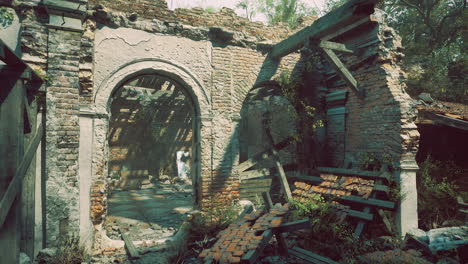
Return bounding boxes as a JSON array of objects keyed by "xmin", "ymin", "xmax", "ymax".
[
  {"xmin": 417, "ymin": 156, "xmax": 466, "ymax": 230},
  {"xmin": 189, "ymin": 203, "xmax": 240, "ymax": 241},
  {"xmin": 44, "ymin": 233, "xmax": 89, "ymax": 264}
]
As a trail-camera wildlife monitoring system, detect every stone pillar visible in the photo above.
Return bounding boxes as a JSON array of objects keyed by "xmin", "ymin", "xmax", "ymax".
[
  {"xmin": 198, "ymin": 114, "xmax": 213, "ymax": 209},
  {"xmin": 325, "ymin": 90, "xmax": 348, "ymax": 167},
  {"xmin": 44, "ymin": 0, "xmax": 86, "ymax": 245},
  {"xmin": 78, "ymin": 107, "xmax": 95, "ymax": 250},
  {"xmin": 395, "ymin": 159, "xmax": 419, "ymax": 237}
]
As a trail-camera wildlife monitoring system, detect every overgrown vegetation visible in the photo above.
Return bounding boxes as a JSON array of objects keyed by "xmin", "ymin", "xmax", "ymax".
[
  {"xmin": 417, "ymin": 155, "xmax": 467, "ymax": 230},
  {"xmin": 383, "ymin": 0, "xmax": 467, "ymax": 103},
  {"xmin": 236, "ymin": 0, "xmax": 317, "ymax": 27},
  {"xmin": 288, "ymin": 195, "xmax": 411, "ymax": 262},
  {"xmin": 189, "ymin": 203, "xmax": 240, "ymax": 241},
  {"xmin": 41, "ymin": 233, "xmax": 89, "ymax": 264}
]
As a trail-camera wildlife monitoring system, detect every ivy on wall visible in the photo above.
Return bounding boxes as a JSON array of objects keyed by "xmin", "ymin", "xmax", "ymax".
[{"xmin": 0, "ymin": 7, "xmax": 14, "ymax": 28}]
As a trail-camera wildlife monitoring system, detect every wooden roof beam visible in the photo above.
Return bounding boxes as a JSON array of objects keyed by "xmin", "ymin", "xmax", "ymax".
[{"xmin": 269, "ymin": 0, "xmax": 378, "ymax": 59}]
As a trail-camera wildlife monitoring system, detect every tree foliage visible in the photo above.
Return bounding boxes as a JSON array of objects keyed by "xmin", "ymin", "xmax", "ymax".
[
  {"xmin": 235, "ymin": 0, "xmax": 257, "ymax": 20},
  {"xmin": 383, "ymin": 0, "xmax": 467, "ymax": 102},
  {"xmin": 236, "ymin": 0, "xmax": 317, "ymax": 27}
]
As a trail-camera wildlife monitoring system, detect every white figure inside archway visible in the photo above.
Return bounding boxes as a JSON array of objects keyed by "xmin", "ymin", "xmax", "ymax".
[{"xmin": 176, "ymin": 147, "xmax": 190, "ymax": 181}]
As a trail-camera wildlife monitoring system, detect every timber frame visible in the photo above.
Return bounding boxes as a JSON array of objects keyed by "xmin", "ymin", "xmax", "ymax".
[
  {"xmin": 0, "ymin": 39, "xmax": 44, "ymax": 261},
  {"xmin": 268, "ymin": 0, "xmax": 379, "ymax": 98}
]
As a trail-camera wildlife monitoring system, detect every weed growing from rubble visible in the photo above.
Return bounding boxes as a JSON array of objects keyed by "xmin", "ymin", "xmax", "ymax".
[
  {"xmin": 189, "ymin": 203, "xmax": 240, "ymax": 241},
  {"xmin": 46, "ymin": 233, "xmax": 89, "ymax": 264}
]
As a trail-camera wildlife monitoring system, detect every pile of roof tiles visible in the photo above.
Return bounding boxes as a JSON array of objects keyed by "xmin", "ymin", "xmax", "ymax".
[
  {"xmin": 293, "ymin": 174, "xmax": 375, "ymax": 199},
  {"xmin": 199, "ymin": 204, "xmax": 289, "ymax": 263}
]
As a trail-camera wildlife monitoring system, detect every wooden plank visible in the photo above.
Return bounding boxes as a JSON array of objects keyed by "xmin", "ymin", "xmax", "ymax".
[
  {"xmin": 236, "ymin": 205, "xmax": 254, "ymax": 221},
  {"xmin": 291, "ymin": 247, "xmax": 340, "ymax": 264},
  {"xmin": 264, "ymin": 126, "xmax": 292, "ymax": 201},
  {"xmin": 337, "ymin": 195, "xmax": 395, "ymax": 210},
  {"xmin": 354, "ymin": 207, "xmax": 370, "ymax": 238},
  {"xmin": 0, "ymin": 123, "xmax": 43, "ymax": 228},
  {"xmin": 240, "ymin": 178, "xmax": 272, "ymax": 188},
  {"xmin": 320, "ymin": 48, "xmax": 363, "ymax": 98},
  {"xmin": 119, "ymin": 226, "xmax": 140, "ymax": 259},
  {"xmin": 240, "ymin": 168, "xmax": 272, "ymax": 181},
  {"xmin": 311, "ymin": 40, "xmax": 354, "ymax": 53},
  {"xmin": 262, "ymin": 192, "xmax": 288, "ymax": 254},
  {"xmin": 236, "ymin": 136, "xmax": 294, "ymax": 172},
  {"xmin": 241, "ymin": 229, "xmax": 273, "ymax": 264},
  {"xmin": 20, "ymin": 97, "xmax": 37, "ymax": 257},
  {"xmin": 290, "ymin": 248, "xmax": 327, "ymax": 264},
  {"xmin": 272, "ymin": 219, "xmax": 311, "ymax": 233},
  {"xmin": 0, "ymin": 39, "xmax": 43, "ymax": 84},
  {"xmin": 354, "ymin": 170, "xmax": 384, "ymax": 238},
  {"xmin": 322, "ymin": 16, "xmax": 370, "ymax": 41},
  {"xmin": 317, "ymin": 167, "xmax": 389, "ymax": 181},
  {"xmin": 269, "ymin": 0, "xmax": 378, "ymax": 59},
  {"xmin": 422, "ymin": 112, "xmax": 468, "ymax": 131},
  {"xmin": 347, "ymin": 209, "xmax": 373, "ymax": 221}
]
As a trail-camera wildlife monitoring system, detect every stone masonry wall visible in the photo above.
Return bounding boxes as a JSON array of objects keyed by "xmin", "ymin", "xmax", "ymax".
[
  {"xmin": 45, "ymin": 29, "xmax": 82, "ymax": 244},
  {"xmin": 7, "ymin": 0, "xmax": 419, "ymax": 249},
  {"xmin": 321, "ymin": 11, "xmax": 419, "ymax": 167}
]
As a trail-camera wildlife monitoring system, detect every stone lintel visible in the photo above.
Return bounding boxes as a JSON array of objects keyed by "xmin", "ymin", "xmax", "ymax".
[
  {"xmin": 44, "ymin": 0, "xmax": 87, "ymax": 31},
  {"xmin": 79, "ymin": 105, "xmax": 108, "ymax": 119}
]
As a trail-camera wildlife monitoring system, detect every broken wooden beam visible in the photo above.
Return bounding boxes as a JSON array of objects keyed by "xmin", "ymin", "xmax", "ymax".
[
  {"xmin": 0, "ymin": 123, "xmax": 43, "ymax": 228},
  {"xmin": 0, "ymin": 39, "xmax": 44, "ymax": 85},
  {"xmin": 241, "ymin": 229, "xmax": 274, "ymax": 264},
  {"xmin": 263, "ymin": 126, "xmax": 292, "ymax": 201},
  {"xmin": 261, "ymin": 192, "xmax": 288, "ymax": 255},
  {"xmin": 289, "ymin": 247, "xmax": 340, "ymax": 264},
  {"xmin": 240, "ymin": 168, "xmax": 272, "ymax": 181},
  {"xmin": 119, "ymin": 226, "xmax": 140, "ymax": 259},
  {"xmin": 337, "ymin": 195, "xmax": 395, "ymax": 210},
  {"xmin": 236, "ymin": 136, "xmax": 294, "ymax": 172},
  {"xmin": 269, "ymin": 0, "xmax": 378, "ymax": 59},
  {"xmin": 310, "ymin": 39, "xmax": 354, "ymax": 53},
  {"xmin": 320, "ymin": 48, "xmax": 363, "ymax": 98},
  {"xmin": 271, "ymin": 219, "xmax": 311, "ymax": 233}
]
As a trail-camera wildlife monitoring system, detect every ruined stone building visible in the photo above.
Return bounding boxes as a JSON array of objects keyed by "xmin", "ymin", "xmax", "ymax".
[{"xmin": 0, "ymin": 0, "xmax": 421, "ymax": 262}]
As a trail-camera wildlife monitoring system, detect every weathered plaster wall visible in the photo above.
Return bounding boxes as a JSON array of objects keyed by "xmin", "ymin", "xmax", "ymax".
[{"xmin": 6, "ymin": 0, "xmax": 421, "ymax": 251}]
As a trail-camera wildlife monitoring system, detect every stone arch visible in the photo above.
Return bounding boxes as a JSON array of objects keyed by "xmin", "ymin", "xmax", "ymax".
[
  {"xmin": 94, "ymin": 58, "xmax": 211, "ymax": 116},
  {"xmin": 79, "ymin": 58, "xmax": 211, "ymax": 250}
]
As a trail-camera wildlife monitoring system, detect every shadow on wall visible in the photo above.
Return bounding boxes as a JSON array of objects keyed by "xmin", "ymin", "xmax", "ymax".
[{"xmin": 108, "ymin": 74, "xmax": 195, "ymax": 190}]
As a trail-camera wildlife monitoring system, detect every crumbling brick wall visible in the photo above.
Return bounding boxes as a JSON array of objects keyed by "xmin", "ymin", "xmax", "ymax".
[
  {"xmin": 8, "ymin": 0, "xmax": 419, "ymax": 250},
  {"xmin": 320, "ymin": 11, "xmax": 419, "ymax": 168}
]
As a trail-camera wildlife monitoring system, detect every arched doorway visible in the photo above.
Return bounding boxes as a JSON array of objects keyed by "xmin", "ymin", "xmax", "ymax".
[
  {"xmin": 238, "ymin": 81, "xmax": 298, "ymax": 202},
  {"xmin": 79, "ymin": 59, "xmax": 211, "ymax": 250},
  {"xmin": 103, "ymin": 73, "xmax": 197, "ymax": 241}
]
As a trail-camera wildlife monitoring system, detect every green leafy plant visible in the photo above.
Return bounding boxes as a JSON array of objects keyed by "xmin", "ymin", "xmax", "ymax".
[
  {"xmin": 0, "ymin": 7, "xmax": 14, "ymax": 28},
  {"xmin": 417, "ymin": 155, "xmax": 466, "ymax": 230},
  {"xmin": 34, "ymin": 69, "xmax": 54, "ymax": 84},
  {"xmin": 40, "ymin": 233, "xmax": 89, "ymax": 264},
  {"xmin": 189, "ymin": 203, "xmax": 240, "ymax": 241}
]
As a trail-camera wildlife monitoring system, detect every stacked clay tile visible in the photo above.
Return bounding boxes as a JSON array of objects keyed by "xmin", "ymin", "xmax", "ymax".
[
  {"xmin": 199, "ymin": 204, "xmax": 289, "ymax": 263},
  {"xmin": 293, "ymin": 174, "xmax": 375, "ymax": 200}
]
